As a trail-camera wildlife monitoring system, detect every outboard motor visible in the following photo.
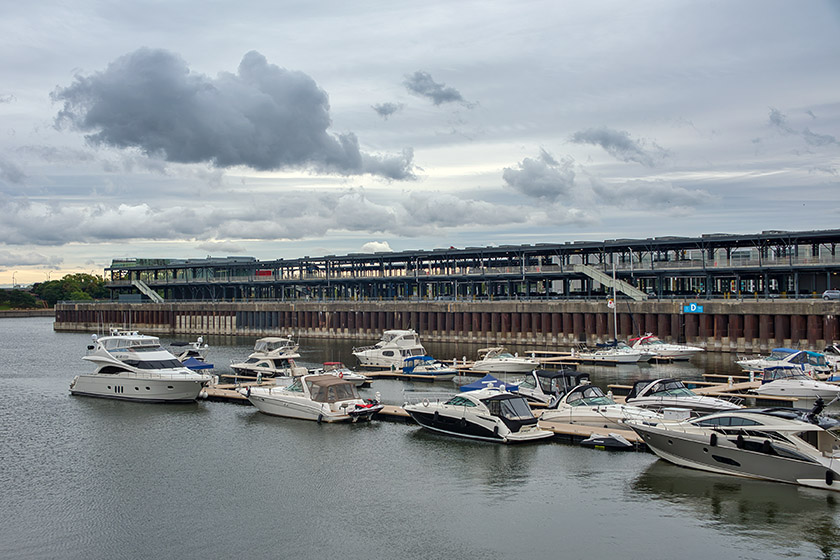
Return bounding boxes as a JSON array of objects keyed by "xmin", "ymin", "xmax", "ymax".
[{"xmin": 806, "ymin": 396, "xmax": 825, "ymax": 424}]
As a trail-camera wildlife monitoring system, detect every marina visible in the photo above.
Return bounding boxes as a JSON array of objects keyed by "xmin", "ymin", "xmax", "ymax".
[{"xmin": 2, "ymin": 316, "xmax": 840, "ymax": 559}]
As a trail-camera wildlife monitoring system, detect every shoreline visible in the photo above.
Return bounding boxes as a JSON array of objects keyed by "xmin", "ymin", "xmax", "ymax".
[{"xmin": 0, "ymin": 309, "xmax": 55, "ymax": 318}]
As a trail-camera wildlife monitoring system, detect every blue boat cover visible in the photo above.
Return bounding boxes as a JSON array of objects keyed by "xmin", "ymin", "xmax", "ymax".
[
  {"xmin": 459, "ymin": 374, "xmax": 518, "ymax": 392},
  {"xmin": 182, "ymin": 357, "xmax": 214, "ymax": 370}
]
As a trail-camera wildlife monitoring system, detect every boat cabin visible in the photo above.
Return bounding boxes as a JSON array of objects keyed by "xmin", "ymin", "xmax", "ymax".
[
  {"xmin": 627, "ymin": 378, "xmax": 696, "ymax": 400},
  {"xmin": 514, "ymin": 368, "xmax": 589, "ymax": 404}
]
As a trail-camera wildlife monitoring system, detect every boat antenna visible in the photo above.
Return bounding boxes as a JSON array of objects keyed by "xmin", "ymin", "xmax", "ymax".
[{"xmin": 612, "ymin": 261, "xmax": 618, "ymax": 344}]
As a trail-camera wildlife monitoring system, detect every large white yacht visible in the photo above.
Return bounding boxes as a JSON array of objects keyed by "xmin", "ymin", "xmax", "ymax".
[
  {"xmin": 230, "ymin": 336, "xmax": 308, "ymax": 379},
  {"xmin": 239, "ymin": 374, "xmax": 383, "ymax": 422},
  {"xmin": 352, "ymin": 329, "xmax": 427, "ymax": 368},
  {"xmin": 628, "ymin": 333, "xmax": 704, "ymax": 361},
  {"xmin": 625, "ymin": 378, "xmax": 742, "ymax": 414},
  {"xmin": 70, "ymin": 329, "xmax": 211, "ymax": 402},
  {"xmin": 753, "ymin": 366, "xmax": 840, "ymax": 400},
  {"xmin": 626, "ymin": 404, "xmax": 840, "ymax": 492}
]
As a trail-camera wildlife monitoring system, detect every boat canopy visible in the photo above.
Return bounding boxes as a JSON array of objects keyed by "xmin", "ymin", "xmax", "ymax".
[
  {"xmin": 304, "ymin": 375, "xmax": 359, "ymax": 402},
  {"xmin": 182, "ymin": 357, "xmax": 213, "ymax": 370},
  {"xmin": 460, "ymin": 374, "xmax": 518, "ymax": 392}
]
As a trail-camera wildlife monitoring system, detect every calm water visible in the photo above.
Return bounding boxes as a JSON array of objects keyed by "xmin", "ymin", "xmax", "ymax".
[{"xmin": 1, "ymin": 317, "xmax": 839, "ymax": 560}]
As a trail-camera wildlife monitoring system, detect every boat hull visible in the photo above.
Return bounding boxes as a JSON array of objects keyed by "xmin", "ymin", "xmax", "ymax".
[
  {"xmin": 471, "ymin": 361, "xmax": 537, "ymax": 373},
  {"xmin": 69, "ymin": 374, "xmax": 206, "ymax": 403},
  {"xmin": 405, "ymin": 408, "xmax": 553, "ymax": 443},
  {"xmin": 630, "ymin": 423, "xmax": 840, "ymax": 490},
  {"xmin": 247, "ymin": 393, "xmax": 379, "ymax": 422}
]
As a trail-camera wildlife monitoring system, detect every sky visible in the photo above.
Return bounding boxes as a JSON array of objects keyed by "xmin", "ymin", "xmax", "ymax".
[{"xmin": 1, "ymin": 0, "xmax": 839, "ymax": 286}]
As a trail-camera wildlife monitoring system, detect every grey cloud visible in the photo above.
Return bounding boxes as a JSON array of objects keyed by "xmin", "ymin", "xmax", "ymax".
[
  {"xmin": 403, "ymin": 71, "xmax": 468, "ymax": 106},
  {"xmin": 502, "ymin": 149, "xmax": 575, "ymax": 201},
  {"xmin": 52, "ymin": 48, "xmax": 415, "ymax": 179},
  {"xmin": 372, "ymin": 102, "xmax": 405, "ymax": 119},
  {"xmin": 570, "ymin": 127, "xmax": 669, "ymax": 167},
  {"xmin": 591, "ymin": 179, "xmax": 714, "ymax": 210},
  {"xmin": 769, "ymin": 107, "xmax": 838, "ymax": 147},
  {"xmin": 0, "ymin": 155, "xmax": 26, "ymax": 184},
  {"xmin": 0, "ymin": 249, "xmax": 63, "ymax": 267},
  {"xmin": 196, "ymin": 241, "xmax": 248, "ymax": 253},
  {"xmin": 0, "ymin": 94, "xmax": 15, "ymax": 104}
]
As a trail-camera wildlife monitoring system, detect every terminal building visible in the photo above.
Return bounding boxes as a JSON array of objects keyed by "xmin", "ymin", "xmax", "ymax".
[{"xmin": 103, "ymin": 228, "xmax": 840, "ymax": 302}]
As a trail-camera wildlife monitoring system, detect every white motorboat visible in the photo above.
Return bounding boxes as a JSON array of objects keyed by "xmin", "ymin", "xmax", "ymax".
[
  {"xmin": 470, "ymin": 347, "xmax": 539, "ymax": 373},
  {"xmin": 539, "ymin": 382, "xmax": 663, "ymax": 429},
  {"xmin": 400, "ymin": 355, "xmax": 457, "ymax": 380},
  {"xmin": 239, "ymin": 374, "xmax": 383, "ymax": 422},
  {"xmin": 573, "ymin": 343, "xmax": 644, "ymax": 364},
  {"xmin": 403, "ymin": 386, "xmax": 554, "ymax": 443},
  {"xmin": 626, "ymin": 404, "xmax": 840, "ymax": 492},
  {"xmin": 823, "ymin": 344, "xmax": 840, "ymax": 372},
  {"xmin": 753, "ymin": 366, "xmax": 840, "ymax": 400},
  {"xmin": 352, "ymin": 329, "xmax": 427, "ymax": 368},
  {"xmin": 513, "ymin": 368, "xmax": 590, "ymax": 406},
  {"xmin": 736, "ymin": 348, "xmax": 831, "ymax": 377},
  {"xmin": 628, "ymin": 333, "xmax": 704, "ymax": 361},
  {"xmin": 314, "ymin": 362, "xmax": 371, "ymax": 387},
  {"xmin": 70, "ymin": 329, "xmax": 211, "ymax": 402},
  {"xmin": 625, "ymin": 378, "xmax": 742, "ymax": 414},
  {"xmin": 230, "ymin": 336, "xmax": 308, "ymax": 379}
]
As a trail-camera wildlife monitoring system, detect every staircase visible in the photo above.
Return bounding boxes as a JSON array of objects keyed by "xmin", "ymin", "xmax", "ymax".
[
  {"xmin": 131, "ymin": 280, "xmax": 165, "ymax": 303},
  {"xmin": 572, "ymin": 264, "xmax": 647, "ymax": 301}
]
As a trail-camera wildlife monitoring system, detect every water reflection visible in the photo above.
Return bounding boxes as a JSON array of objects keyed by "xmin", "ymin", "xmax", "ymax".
[{"xmin": 633, "ymin": 460, "xmax": 840, "ymax": 558}]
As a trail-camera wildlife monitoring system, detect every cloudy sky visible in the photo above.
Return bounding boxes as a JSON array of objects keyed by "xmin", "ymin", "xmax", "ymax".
[{"xmin": 2, "ymin": 1, "xmax": 839, "ymax": 285}]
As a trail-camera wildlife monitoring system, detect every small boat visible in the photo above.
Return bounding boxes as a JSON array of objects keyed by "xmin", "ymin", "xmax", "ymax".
[
  {"xmin": 539, "ymin": 382, "xmax": 663, "ymax": 429},
  {"xmin": 823, "ymin": 343, "xmax": 840, "ymax": 373},
  {"xmin": 736, "ymin": 348, "xmax": 831, "ymax": 377},
  {"xmin": 239, "ymin": 374, "xmax": 383, "ymax": 422},
  {"xmin": 628, "ymin": 333, "xmax": 704, "ymax": 361},
  {"xmin": 403, "ymin": 386, "xmax": 554, "ymax": 443},
  {"xmin": 400, "ymin": 355, "xmax": 457, "ymax": 380},
  {"xmin": 580, "ymin": 432, "xmax": 634, "ymax": 450},
  {"xmin": 513, "ymin": 368, "xmax": 590, "ymax": 406},
  {"xmin": 230, "ymin": 336, "xmax": 308, "ymax": 379},
  {"xmin": 459, "ymin": 374, "xmax": 519, "ymax": 392},
  {"xmin": 753, "ymin": 366, "xmax": 840, "ymax": 400},
  {"xmin": 70, "ymin": 329, "xmax": 211, "ymax": 403},
  {"xmin": 314, "ymin": 362, "xmax": 371, "ymax": 387},
  {"xmin": 625, "ymin": 402, "xmax": 840, "ymax": 492},
  {"xmin": 170, "ymin": 336, "xmax": 209, "ymax": 363},
  {"xmin": 625, "ymin": 378, "xmax": 742, "ymax": 414},
  {"xmin": 352, "ymin": 329, "xmax": 427, "ymax": 368},
  {"xmin": 470, "ymin": 347, "xmax": 539, "ymax": 373},
  {"xmin": 573, "ymin": 343, "xmax": 644, "ymax": 364}
]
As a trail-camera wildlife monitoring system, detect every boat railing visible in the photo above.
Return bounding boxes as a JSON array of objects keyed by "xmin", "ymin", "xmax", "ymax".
[
  {"xmin": 103, "ymin": 371, "xmax": 208, "ymax": 380},
  {"xmin": 402, "ymin": 390, "xmax": 457, "ymax": 406}
]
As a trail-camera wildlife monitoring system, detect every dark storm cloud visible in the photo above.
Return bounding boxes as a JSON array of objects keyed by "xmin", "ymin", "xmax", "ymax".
[
  {"xmin": 502, "ymin": 149, "xmax": 575, "ymax": 201},
  {"xmin": 51, "ymin": 49, "xmax": 415, "ymax": 179},
  {"xmin": 372, "ymin": 102, "xmax": 405, "ymax": 119},
  {"xmin": 768, "ymin": 107, "xmax": 838, "ymax": 147},
  {"xmin": 570, "ymin": 127, "xmax": 669, "ymax": 167},
  {"xmin": 403, "ymin": 71, "xmax": 469, "ymax": 106}
]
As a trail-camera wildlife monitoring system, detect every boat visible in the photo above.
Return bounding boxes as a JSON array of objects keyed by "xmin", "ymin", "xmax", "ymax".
[
  {"xmin": 753, "ymin": 366, "xmax": 840, "ymax": 400},
  {"xmin": 823, "ymin": 343, "xmax": 840, "ymax": 372},
  {"xmin": 539, "ymin": 382, "xmax": 663, "ymax": 429},
  {"xmin": 625, "ymin": 378, "xmax": 742, "ymax": 414},
  {"xmin": 402, "ymin": 385, "xmax": 555, "ymax": 443},
  {"xmin": 239, "ymin": 374, "xmax": 383, "ymax": 422},
  {"xmin": 735, "ymin": 348, "xmax": 831, "ymax": 377},
  {"xmin": 459, "ymin": 373, "xmax": 519, "ymax": 392},
  {"xmin": 230, "ymin": 336, "xmax": 308, "ymax": 379},
  {"xmin": 400, "ymin": 355, "xmax": 457, "ymax": 380},
  {"xmin": 313, "ymin": 362, "xmax": 371, "ymax": 387},
  {"xmin": 625, "ymin": 402, "xmax": 840, "ymax": 492},
  {"xmin": 352, "ymin": 329, "xmax": 427, "ymax": 368},
  {"xmin": 470, "ymin": 347, "xmax": 539, "ymax": 373},
  {"xmin": 573, "ymin": 342, "xmax": 644, "ymax": 364},
  {"xmin": 628, "ymin": 333, "xmax": 704, "ymax": 361},
  {"xmin": 169, "ymin": 336, "xmax": 209, "ymax": 363},
  {"xmin": 70, "ymin": 328, "xmax": 212, "ymax": 402},
  {"xmin": 512, "ymin": 368, "xmax": 590, "ymax": 406}
]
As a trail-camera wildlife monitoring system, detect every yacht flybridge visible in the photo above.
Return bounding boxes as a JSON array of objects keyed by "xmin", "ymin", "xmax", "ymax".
[
  {"xmin": 352, "ymin": 329, "xmax": 426, "ymax": 368},
  {"xmin": 230, "ymin": 336, "xmax": 308, "ymax": 379},
  {"xmin": 70, "ymin": 329, "xmax": 211, "ymax": 402}
]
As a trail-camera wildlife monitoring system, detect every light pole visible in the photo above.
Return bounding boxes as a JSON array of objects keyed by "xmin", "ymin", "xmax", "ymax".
[{"xmin": 12, "ymin": 271, "xmax": 18, "ymax": 288}]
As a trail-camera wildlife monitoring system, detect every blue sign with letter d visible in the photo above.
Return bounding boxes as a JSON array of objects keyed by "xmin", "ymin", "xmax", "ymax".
[{"xmin": 683, "ymin": 303, "xmax": 704, "ymax": 313}]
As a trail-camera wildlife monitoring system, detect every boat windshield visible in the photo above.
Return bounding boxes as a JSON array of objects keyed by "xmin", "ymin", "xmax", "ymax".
[
  {"xmin": 122, "ymin": 358, "xmax": 184, "ymax": 369},
  {"xmin": 565, "ymin": 386, "xmax": 614, "ymax": 407},
  {"xmin": 646, "ymin": 380, "xmax": 694, "ymax": 397},
  {"xmin": 767, "ymin": 350, "xmax": 795, "ymax": 361},
  {"xmin": 483, "ymin": 396, "xmax": 534, "ymax": 420},
  {"xmin": 307, "ymin": 380, "xmax": 359, "ymax": 403},
  {"xmin": 444, "ymin": 395, "xmax": 478, "ymax": 407},
  {"xmin": 763, "ymin": 368, "xmax": 811, "ymax": 381}
]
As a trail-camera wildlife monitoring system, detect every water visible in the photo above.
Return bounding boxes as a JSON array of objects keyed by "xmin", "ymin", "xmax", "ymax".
[{"xmin": 1, "ymin": 317, "xmax": 839, "ymax": 559}]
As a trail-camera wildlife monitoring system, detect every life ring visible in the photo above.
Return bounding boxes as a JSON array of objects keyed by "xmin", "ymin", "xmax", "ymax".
[
  {"xmin": 339, "ymin": 372, "xmax": 344, "ymax": 379},
  {"xmin": 422, "ymin": 398, "xmax": 430, "ymax": 407}
]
